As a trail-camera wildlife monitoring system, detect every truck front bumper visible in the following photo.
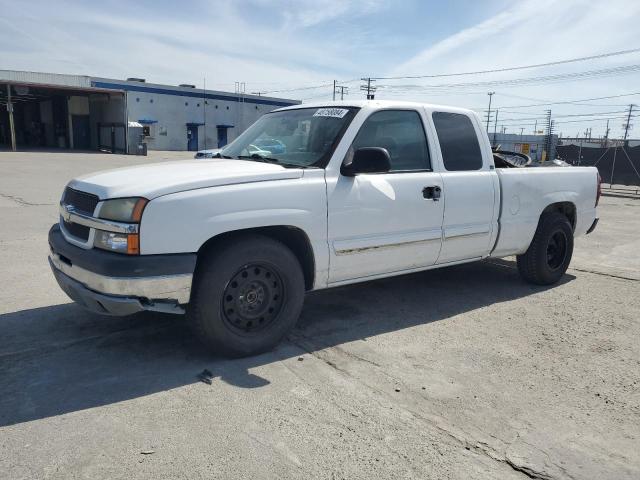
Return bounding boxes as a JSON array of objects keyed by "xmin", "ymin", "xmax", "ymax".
[{"xmin": 48, "ymin": 224, "xmax": 197, "ymax": 316}]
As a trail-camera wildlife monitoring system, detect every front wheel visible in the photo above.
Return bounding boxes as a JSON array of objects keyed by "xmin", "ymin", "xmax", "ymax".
[
  {"xmin": 188, "ymin": 235, "xmax": 305, "ymax": 357},
  {"xmin": 517, "ymin": 212, "xmax": 574, "ymax": 285}
]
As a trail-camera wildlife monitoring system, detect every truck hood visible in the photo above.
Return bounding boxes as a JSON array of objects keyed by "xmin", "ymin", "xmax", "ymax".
[{"xmin": 68, "ymin": 159, "xmax": 304, "ymax": 200}]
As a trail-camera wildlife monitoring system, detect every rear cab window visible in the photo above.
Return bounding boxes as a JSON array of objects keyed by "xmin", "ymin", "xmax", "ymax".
[{"xmin": 432, "ymin": 112, "xmax": 483, "ymax": 171}]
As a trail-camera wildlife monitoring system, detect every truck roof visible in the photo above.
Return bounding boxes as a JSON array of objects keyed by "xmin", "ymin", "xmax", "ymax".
[{"xmin": 274, "ymin": 99, "xmax": 477, "ymax": 116}]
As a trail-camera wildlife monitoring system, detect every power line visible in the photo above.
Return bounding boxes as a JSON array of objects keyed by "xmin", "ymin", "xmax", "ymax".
[
  {"xmin": 376, "ymin": 64, "xmax": 640, "ymax": 91},
  {"xmin": 498, "ymin": 110, "xmax": 633, "ymax": 121},
  {"xmin": 496, "ymin": 91, "xmax": 640, "ymax": 109},
  {"xmin": 261, "ymin": 80, "xmax": 358, "ymax": 95},
  {"xmin": 498, "ymin": 115, "xmax": 634, "ymax": 128},
  {"xmin": 371, "ymin": 47, "xmax": 640, "ymax": 80}
]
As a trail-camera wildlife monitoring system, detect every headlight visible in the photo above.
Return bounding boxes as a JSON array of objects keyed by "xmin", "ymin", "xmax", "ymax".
[
  {"xmin": 94, "ymin": 197, "xmax": 147, "ymax": 254},
  {"xmin": 94, "ymin": 230, "xmax": 139, "ymax": 254},
  {"xmin": 98, "ymin": 197, "xmax": 148, "ymax": 222}
]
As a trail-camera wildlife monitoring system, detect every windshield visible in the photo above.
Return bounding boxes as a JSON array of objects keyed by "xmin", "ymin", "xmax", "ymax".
[{"xmin": 222, "ymin": 107, "xmax": 358, "ymax": 168}]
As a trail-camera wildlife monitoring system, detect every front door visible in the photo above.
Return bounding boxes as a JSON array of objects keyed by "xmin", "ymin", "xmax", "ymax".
[
  {"xmin": 72, "ymin": 115, "xmax": 90, "ymax": 150},
  {"xmin": 327, "ymin": 109, "xmax": 444, "ymax": 283},
  {"xmin": 217, "ymin": 127, "xmax": 228, "ymax": 148},
  {"xmin": 187, "ymin": 125, "xmax": 198, "ymax": 151}
]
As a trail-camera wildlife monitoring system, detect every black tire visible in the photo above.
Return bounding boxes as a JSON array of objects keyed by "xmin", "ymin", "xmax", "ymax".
[
  {"xmin": 188, "ymin": 234, "xmax": 305, "ymax": 357},
  {"xmin": 517, "ymin": 212, "xmax": 574, "ymax": 285}
]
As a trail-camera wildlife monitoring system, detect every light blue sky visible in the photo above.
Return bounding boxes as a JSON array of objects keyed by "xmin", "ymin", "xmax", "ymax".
[{"xmin": 2, "ymin": 0, "xmax": 639, "ymax": 137}]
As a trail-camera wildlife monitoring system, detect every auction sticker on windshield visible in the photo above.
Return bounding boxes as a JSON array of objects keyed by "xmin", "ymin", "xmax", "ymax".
[{"xmin": 313, "ymin": 108, "xmax": 349, "ymax": 118}]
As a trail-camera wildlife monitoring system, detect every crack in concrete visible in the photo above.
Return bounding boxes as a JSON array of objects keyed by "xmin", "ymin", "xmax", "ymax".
[
  {"xmin": 486, "ymin": 258, "xmax": 639, "ymax": 282},
  {"xmin": 569, "ymin": 267, "xmax": 638, "ymax": 282},
  {"xmin": 287, "ymin": 334, "xmax": 570, "ymax": 480},
  {"xmin": 503, "ymin": 458, "xmax": 553, "ymax": 479},
  {"xmin": 0, "ymin": 193, "xmax": 54, "ymax": 207}
]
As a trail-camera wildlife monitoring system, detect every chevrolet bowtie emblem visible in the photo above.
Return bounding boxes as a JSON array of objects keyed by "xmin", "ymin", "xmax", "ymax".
[{"xmin": 62, "ymin": 204, "xmax": 74, "ymax": 222}]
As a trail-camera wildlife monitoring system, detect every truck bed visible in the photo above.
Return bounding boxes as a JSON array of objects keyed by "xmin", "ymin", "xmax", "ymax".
[{"xmin": 491, "ymin": 166, "xmax": 598, "ymax": 257}]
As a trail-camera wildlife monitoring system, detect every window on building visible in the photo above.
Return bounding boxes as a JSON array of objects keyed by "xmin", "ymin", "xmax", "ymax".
[
  {"xmin": 348, "ymin": 110, "xmax": 431, "ymax": 171},
  {"xmin": 142, "ymin": 126, "xmax": 151, "ymax": 137},
  {"xmin": 432, "ymin": 112, "xmax": 483, "ymax": 171}
]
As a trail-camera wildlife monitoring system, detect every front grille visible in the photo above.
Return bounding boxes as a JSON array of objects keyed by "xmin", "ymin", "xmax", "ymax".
[
  {"xmin": 61, "ymin": 187, "xmax": 98, "ymax": 242},
  {"xmin": 62, "ymin": 187, "xmax": 98, "ymax": 215},
  {"xmin": 63, "ymin": 220, "xmax": 90, "ymax": 241}
]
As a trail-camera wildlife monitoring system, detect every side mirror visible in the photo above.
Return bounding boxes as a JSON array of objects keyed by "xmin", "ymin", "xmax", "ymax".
[{"xmin": 341, "ymin": 147, "xmax": 391, "ymax": 176}]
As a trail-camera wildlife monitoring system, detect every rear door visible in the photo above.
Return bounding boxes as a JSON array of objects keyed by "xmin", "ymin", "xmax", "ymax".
[
  {"xmin": 327, "ymin": 109, "xmax": 444, "ymax": 283},
  {"xmin": 430, "ymin": 111, "xmax": 498, "ymax": 264}
]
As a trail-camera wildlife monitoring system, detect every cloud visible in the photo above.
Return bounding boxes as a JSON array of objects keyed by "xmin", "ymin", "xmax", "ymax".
[
  {"xmin": 1, "ymin": 0, "xmax": 639, "ymax": 135},
  {"xmin": 377, "ymin": 0, "xmax": 640, "ymax": 136},
  {"xmin": 278, "ymin": 0, "xmax": 387, "ymax": 28}
]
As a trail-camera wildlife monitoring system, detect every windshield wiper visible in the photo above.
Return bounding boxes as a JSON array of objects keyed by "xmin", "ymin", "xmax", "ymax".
[
  {"xmin": 212, "ymin": 152, "xmax": 235, "ymax": 159},
  {"xmin": 237, "ymin": 154, "xmax": 309, "ymax": 169}
]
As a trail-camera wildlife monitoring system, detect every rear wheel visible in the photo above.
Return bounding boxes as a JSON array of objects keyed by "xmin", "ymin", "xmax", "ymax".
[
  {"xmin": 189, "ymin": 235, "xmax": 305, "ymax": 357},
  {"xmin": 517, "ymin": 212, "xmax": 574, "ymax": 285}
]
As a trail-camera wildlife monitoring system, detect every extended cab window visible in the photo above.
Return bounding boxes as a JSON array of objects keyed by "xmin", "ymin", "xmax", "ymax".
[
  {"xmin": 348, "ymin": 110, "xmax": 431, "ymax": 171},
  {"xmin": 432, "ymin": 112, "xmax": 483, "ymax": 171}
]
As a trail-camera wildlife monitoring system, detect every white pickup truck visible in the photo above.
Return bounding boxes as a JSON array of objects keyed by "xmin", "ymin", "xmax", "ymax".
[{"xmin": 49, "ymin": 101, "xmax": 600, "ymax": 357}]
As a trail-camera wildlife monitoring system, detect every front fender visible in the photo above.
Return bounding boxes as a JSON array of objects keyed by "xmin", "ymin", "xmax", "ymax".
[{"xmin": 139, "ymin": 172, "xmax": 329, "ymax": 287}]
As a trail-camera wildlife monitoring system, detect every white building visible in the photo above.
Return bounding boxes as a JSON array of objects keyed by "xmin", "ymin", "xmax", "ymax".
[{"xmin": 0, "ymin": 70, "xmax": 299, "ymax": 153}]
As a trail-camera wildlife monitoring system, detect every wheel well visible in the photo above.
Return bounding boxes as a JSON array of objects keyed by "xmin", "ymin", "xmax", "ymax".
[
  {"xmin": 197, "ymin": 226, "xmax": 316, "ymax": 290},
  {"xmin": 542, "ymin": 202, "xmax": 576, "ymax": 230}
]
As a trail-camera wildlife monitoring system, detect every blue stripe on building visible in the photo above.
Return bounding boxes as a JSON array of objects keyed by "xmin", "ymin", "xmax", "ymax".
[{"xmin": 91, "ymin": 81, "xmax": 297, "ymax": 107}]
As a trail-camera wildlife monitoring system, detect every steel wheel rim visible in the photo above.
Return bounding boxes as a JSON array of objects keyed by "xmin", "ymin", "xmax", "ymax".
[
  {"xmin": 221, "ymin": 263, "xmax": 285, "ymax": 334},
  {"xmin": 546, "ymin": 230, "xmax": 568, "ymax": 270}
]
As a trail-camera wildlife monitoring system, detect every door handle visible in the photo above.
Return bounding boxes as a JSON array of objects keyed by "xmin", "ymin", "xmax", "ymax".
[{"xmin": 422, "ymin": 186, "xmax": 441, "ymax": 201}]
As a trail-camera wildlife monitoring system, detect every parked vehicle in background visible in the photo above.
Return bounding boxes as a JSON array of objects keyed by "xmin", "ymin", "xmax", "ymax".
[
  {"xmin": 194, "ymin": 148, "xmax": 221, "ymax": 159},
  {"xmin": 49, "ymin": 101, "xmax": 600, "ymax": 357}
]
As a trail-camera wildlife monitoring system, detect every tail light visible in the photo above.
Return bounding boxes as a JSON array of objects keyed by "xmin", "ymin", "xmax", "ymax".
[{"xmin": 595, "ymin": 172, "xmax": 602, "ymax": 207}]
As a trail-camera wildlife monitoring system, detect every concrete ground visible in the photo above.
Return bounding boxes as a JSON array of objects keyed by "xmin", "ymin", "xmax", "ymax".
[{"xmin": 1, "ymin": 151, "xmax": 639, "ymax": 480}]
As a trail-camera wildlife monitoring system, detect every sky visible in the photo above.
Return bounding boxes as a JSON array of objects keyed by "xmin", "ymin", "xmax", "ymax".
[{"xmin": 2, "ymin": 0, "xmax": 640, "ymax": 138}]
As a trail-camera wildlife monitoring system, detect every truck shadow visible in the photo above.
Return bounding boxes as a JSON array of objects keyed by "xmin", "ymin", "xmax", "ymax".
[{"xmin": 0, "ymin": 259, "xmax": 574, "ymax": 427}]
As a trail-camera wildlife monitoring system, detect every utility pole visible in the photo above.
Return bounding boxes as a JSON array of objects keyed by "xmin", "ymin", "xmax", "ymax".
[
  {"xmin": 485, "ymin": 92, "xmax": 495, "ymax": 132},
  {"xmin": 533, "ymin": 119, "xmax": 537, "ymax": 135},
  {"xmin": 360, "ymin": 78, "xmax": 376, "ymax": 100},
  {"xmin": 623, "ymin": 103, "xmax": 635, "ymax": 141},
  {"xmin": 203, "ymin": 77, "xmax": 207, "ymax": 151},
  {"xmin": 6, "ymin": 84, "xmax": 16, "ymax": 151},
  {"xmin": 334, "ymin": 85, "xmax": 348, "ymax": 100},
  {"xmin": 492, "ymin": 109, "xmax": 499, "ymax": 147},
  {"xmin": 333, "ymin": 80, "xmax": 336, "ymax": 101},
  {"xmin": 604, "ymin": 119, "xmax": 610, "ymax": 147},
  {"xmin": 543, "ymin": 110, "xmax": 553, "ymax": 161}
]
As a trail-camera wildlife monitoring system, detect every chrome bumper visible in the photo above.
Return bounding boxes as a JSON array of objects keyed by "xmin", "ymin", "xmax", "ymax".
[
  {"xmin": 49, "ymin": 253, "xmax": 191, "ymax": 315},
  {"xmin": 49, "ymin": 252, "xmax": 192, "ymax": 304},
  {"xmin": 48, "ymin": 223, "xmax": 196, "ymax": 316}
]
